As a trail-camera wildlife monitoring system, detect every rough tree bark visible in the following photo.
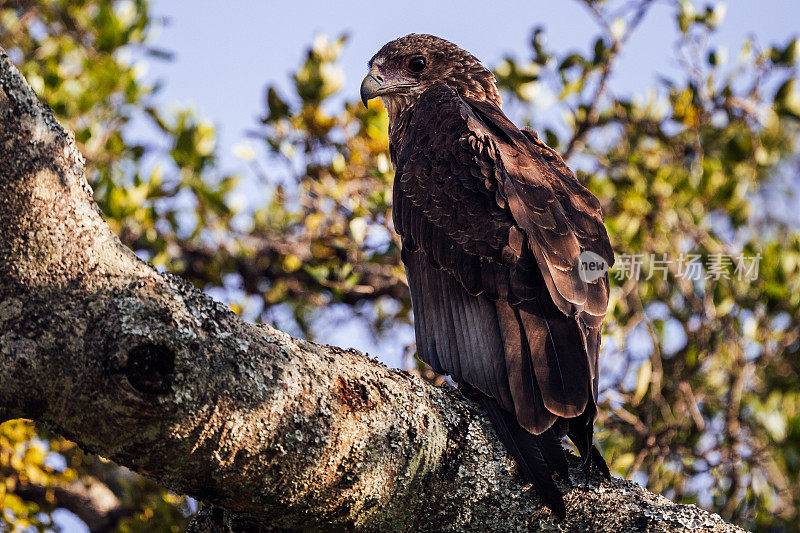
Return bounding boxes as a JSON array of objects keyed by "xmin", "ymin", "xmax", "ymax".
[{"xmin": 0, "ymin": 48, "xmax": 742, "ymax": 532}]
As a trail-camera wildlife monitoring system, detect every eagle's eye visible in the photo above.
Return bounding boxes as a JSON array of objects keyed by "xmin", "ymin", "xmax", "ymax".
[{"xmin": 408, "ymin": 56, "xmax": 426, "ymax": 73}]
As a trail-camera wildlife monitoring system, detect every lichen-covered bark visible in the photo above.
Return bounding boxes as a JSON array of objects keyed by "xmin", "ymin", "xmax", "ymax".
[{"xmin": 0, "ymin": 48, "xmax": 742, "ymax": 532}]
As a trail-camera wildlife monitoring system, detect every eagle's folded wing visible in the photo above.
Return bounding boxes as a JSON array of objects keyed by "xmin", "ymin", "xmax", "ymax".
[{"xmin": 392, "ymin": 82, "xmax": 612, "ymax": 432}]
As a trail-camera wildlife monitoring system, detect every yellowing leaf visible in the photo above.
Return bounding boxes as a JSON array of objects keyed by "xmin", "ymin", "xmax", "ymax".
[
  {"xmin": 283, "ymin": 254, "xmax": 302, "ymax": 272},
  {"xmin": 633, "ymin": 360, "xmax": 652, "ymax": 405},
  {"xmin": 613, "ymin": 452, "xmax": 636, "ymax": 471}
]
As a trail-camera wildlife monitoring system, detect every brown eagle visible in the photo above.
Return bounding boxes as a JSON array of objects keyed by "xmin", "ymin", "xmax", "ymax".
[{"xmin": 361, "ymin": 34, "xmax": 613, "ymax": 517}]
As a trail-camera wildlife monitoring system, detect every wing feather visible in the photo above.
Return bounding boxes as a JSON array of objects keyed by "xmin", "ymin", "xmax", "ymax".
[
  {"xmin": 495, "ymin": 300, "xmax": 558, "ymax": 432},
  {"xmin": 406, "ymin": 248, "xmax": 514, "ymax": 410}
]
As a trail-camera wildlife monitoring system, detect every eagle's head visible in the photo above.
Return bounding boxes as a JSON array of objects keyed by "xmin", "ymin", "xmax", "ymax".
[{"xmin": 361, "ymin": 34, "xmax": 501, "ymax": 123}]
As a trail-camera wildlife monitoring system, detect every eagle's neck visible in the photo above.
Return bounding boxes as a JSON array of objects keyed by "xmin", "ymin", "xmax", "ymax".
[
  {"xmin": 387, "ymin": 105, "xmax": 415, "ymax": 161},
  {"xmin": 382, "ymin": 94, "xmax": 415, "ymax": 128}
]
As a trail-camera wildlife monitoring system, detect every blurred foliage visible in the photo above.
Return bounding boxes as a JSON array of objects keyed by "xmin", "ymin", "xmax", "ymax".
[
  {"xmin": 1, "ymin": 0, "xmax": 800, "ymax": 531},
  {"xmin": 248, "ymin": 33, "xmax": 407, "ymax": 333}
]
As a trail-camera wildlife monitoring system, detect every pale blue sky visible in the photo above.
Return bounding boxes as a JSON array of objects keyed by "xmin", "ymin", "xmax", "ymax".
[{"xmin": 139, "ymin": 0, "xmax": 799, "ymax": 175}]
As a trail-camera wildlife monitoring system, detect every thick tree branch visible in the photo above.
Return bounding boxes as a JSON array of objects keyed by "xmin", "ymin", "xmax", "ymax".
[{"xmin": 0, "ymin": 48, "xmax": 741, "ymax": 532}]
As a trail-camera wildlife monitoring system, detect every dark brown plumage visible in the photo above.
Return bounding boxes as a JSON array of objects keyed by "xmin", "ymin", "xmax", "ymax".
[{"xmin": 362, "ymin": 34, "xmax": 614, "ymax": 518}]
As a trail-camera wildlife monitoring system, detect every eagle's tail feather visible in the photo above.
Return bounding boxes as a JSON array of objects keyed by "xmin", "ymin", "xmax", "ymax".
[
  {"xmin": 477, "ymin": 393, "xmax": 567, "ymax": 519},
  {"xmin": 591, "ymin": 445, "xmax": 610, "ymax": 479},
  {"xmin": 567, "ymin": 407, "xmax": 610, "ymax": 481}
]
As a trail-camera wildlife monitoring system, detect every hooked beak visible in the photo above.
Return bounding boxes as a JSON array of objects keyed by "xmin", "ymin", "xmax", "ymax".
[{"xmin": 360, "ymin": 68, "xmax": 384, "ymax": 107}]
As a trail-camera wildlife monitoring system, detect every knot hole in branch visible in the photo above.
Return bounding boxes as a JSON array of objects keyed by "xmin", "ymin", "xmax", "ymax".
[{"xmin": 124, "ymin": 342, "xmax": 175, "ymax": 395}]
